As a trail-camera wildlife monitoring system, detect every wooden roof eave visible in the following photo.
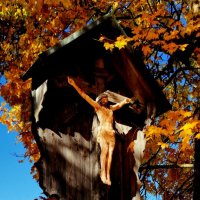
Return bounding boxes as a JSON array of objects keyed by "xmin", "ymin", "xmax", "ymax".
[{"xmin": 21, "ymin": 14, "xmax": 122, "ymax": 81}]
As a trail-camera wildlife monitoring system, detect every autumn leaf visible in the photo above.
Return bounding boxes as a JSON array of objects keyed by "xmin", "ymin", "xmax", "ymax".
[
  {"xmin": 157, "ymin": 28, "xmax": 167, "ymax": 34},
  {"xmin": 157, "ymin": 142, "xmax": 169, "ymax": 149},
  {"xmin": 112, "ymin": 2, "xmax": 119, "ymax": 11},
  {"xmin": 179, "ymin": 128, "xmax": 193, "ymax": 138},
  {"xmin": 164, "ymin": 30, "xmax": 179, "ymax": 41},
  {"xmin": 180, "ymin": 110, "xmax": 192, "ymax": 118},
  {"xmin": 60, "ymin": 0, "xmax": 72, "ymax": 8},
  {"xmin": 114, "ymin": 36, "xmax": 132, "ymax": 49},
  {"xmin": 146, "ymin": 31, "xmax": 159, "ymax": 40},
  {"xmin": 142, "ymin": 45, "xmax": 152, "ymax": 56},
  {"xmin": 179, "ymin": 44, "xmax": 189, "ymax": 51},
  {"xmin": 115, "ymin": 39, "xmax": 127, "ymax": 49},
  {"xmin": 180, "ymin": 121, "xmax": 199, "ymax": 132},
  {"xmin": 104, "ymin": 42, "xmax": 114, "ymax": 51},
  {"xmin": 195, "ymin": 134, "xmax": 200, "ymax": 139},
  {"xmin": 163, "ymin": 42, "xmax": 179, "ymax": 54},
  {"xmin": 180, "ymin": 136, "xmax": 191, "ymax": 151}
]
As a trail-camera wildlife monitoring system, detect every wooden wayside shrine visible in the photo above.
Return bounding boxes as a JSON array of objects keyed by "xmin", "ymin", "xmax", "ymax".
[{"xmin": 22, "ymin": 15, "xmax": 171, "ymax": 200}]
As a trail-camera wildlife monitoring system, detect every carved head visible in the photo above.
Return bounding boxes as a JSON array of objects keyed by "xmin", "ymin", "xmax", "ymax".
[{"xmin": 96, "ymin": 94, "xmax": 109, "ymax": 107}]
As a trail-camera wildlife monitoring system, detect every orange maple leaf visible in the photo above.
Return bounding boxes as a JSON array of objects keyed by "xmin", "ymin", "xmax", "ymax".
[{"xmin": 142, "ymin": 45, "xmax": 152, "ymax": 56}]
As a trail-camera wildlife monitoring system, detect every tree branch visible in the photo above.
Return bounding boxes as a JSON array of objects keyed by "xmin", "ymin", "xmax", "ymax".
[
  {"xmin": 162, "ymin": 67, "xmax": 192, "ymax": 89},
  {"xmin": 170, "ymin": 174, "xmax": 194, "ymax": 200},
  {"xmin": 140, "ymin": 163, "xmax": 193, "ymax": 171}
]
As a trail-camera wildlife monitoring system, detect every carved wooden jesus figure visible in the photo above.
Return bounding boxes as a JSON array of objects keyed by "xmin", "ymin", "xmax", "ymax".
[{"xmin": 67, "ymin": 76, "xmax": 132, "ymax": 185}]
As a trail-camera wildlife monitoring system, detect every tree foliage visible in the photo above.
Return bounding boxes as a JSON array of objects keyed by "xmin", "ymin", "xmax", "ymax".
[{"xmin": 0, "ymin": 0, "xmax": 199, "ymax": 199}]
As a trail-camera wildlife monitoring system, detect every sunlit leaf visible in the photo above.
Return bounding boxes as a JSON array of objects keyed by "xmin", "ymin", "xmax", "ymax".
[
  {"xmin": 157, "ymin": 142, "xmax": 169, "ymax": 149},
  {"xmin": 104, "ymin": 42, "xmax": 114, "ymax": 51}
]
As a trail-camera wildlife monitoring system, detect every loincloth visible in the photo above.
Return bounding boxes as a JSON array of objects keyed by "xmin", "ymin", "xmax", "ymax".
[{"xmin": 97, "ymin": 128, "xmax": 115, "ymax": 145}]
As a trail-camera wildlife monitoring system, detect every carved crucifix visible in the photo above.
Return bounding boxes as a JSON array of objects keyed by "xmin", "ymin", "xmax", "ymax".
[{"xmin": 68, "ymin": 76, "xmax": 132, "ymax": 185}]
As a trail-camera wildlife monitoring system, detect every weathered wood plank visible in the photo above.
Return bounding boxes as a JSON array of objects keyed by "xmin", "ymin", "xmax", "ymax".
[{"xmin": 37, "ymin": 128, "xmax": 100, "ymax": 200}]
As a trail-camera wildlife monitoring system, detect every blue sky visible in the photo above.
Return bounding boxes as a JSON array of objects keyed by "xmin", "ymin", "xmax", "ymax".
[
  {"xmin": 0, "ymin": 77, "xmax": 44, "ymax": 199},
  {"xmin": 0, "ymin": 123, "xmax": 44, "ymax": 200}
]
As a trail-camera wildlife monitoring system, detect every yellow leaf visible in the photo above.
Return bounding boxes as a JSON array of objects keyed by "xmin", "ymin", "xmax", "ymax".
[
  {"xmin": 157, "ymin": 142, "xmax": 169, "ymax": 149},
  {"xmin": 114, "ymin": 36, "xmax": 132, "ymax": 49},
  {"xmin": 104, "ymin": 42, "xmax": 114, "ymax": 51},
  {"xmin": 181, "ymin": 121, "xmax": 199, "ymax": 131},
  {"xmin": 195, "ymin": 133, "xmax": 200, "ymax": 139},
  {"xmin": 112, "ymin": 2, "xmax": 119, "ymax": 11},
  {"xmin": 179, "ymin": 44, "xmax": 189, "ymax": 51},
  {"xmin": 179, "ymin": 129, "xmax": 193, "ymax": 138},
  {"xmin": 145, "ymin": 125, "xmax": 164, "ymax": 139},
  {"xmin": 115, "ymin": 40, "xmax": 127, "ymax": 49},
  {"xmin": 180, "ymin": 110, "xmax": 192, "ymax": 117},
  {"xmin": 180, "ymin": 136, "xmax": 190, "ymax": 151}
]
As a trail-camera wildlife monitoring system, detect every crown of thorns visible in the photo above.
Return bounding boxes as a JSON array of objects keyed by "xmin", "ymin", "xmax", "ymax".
[{"xmin": 95, "ymin": 93, "xmax": 108, "ymax": 102}]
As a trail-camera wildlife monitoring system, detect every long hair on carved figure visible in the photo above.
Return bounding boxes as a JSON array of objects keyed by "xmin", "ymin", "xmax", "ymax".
[{"xmin": 95, "ymin": 93, "xmax": 109, "ymax": 107}]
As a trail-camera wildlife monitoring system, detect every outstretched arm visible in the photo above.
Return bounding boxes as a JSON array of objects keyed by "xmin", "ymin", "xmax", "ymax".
[
  {"xmin": 68, "ymin": 77, "xmax": 100, "ymax": 109},
  {"xmin": 110, "ymin": 98, "xmax": 132, "ymax": 111}
]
